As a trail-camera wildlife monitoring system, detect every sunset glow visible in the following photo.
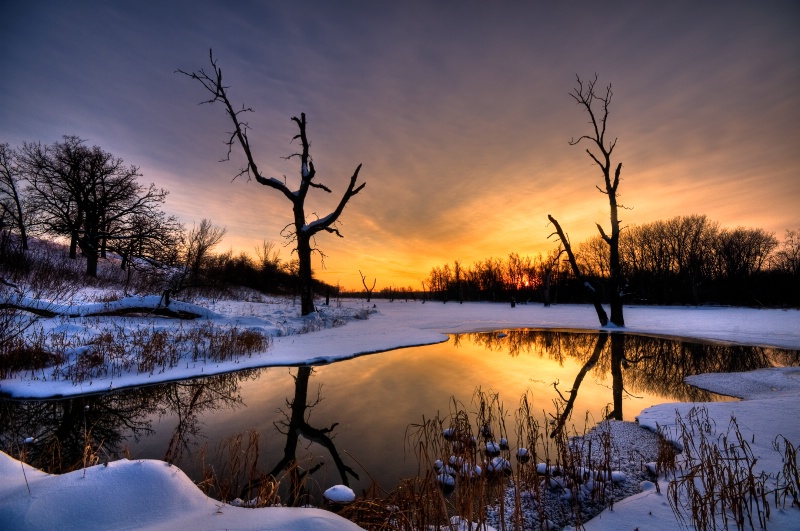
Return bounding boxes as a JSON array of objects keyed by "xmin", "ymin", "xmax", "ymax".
[{"xmin": 2, "ymin": 1, "xmax": 798, "ymax": 290}]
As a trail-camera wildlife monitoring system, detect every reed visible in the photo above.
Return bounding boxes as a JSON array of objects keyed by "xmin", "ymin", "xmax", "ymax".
[
  {"xmin": 772, "ymin": 435, "xmax": 799, "ymax": 508},
  {"xmin": 666, "ymin": 406, "xmax": 797, "ymax": 531},
  {"xmin": 361, "ymin": 388, "xmax": 629, "ymax": 530},
  {"xmin": 27, "ymin": 322, "xmax": 272, "ymax": 384}
]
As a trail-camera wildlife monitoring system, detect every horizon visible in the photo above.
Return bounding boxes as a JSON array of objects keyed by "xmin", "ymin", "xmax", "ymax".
[{"xmin": 2, "ymin": 1, "xmax": 798, "ymax": 290}]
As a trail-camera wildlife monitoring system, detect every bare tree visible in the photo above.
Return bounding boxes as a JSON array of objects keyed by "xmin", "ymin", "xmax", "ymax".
[
  {"xmin": 453, "ymin": 259, "xmax": 464, "ymax": 303},
  {"xmin": 116, "ymin": 209, "xmax": 184, "ymax": 295},
  {"xmin": 0, "ymin": 144, "xmax": 29, "ymax": 251},
  {"xmin": 419, "ymin": 278, "xmax": 429, "ymax": 302},
  {"xmin": 116, "ymin": 209, "xmax": 183, "ymax": 273},
  {"xmin": 179, "ymin": 51, "xmax": 365, "ymax": 316},
  {"xmin": 359, "ymin": 269, "xmax": 376, "ymax": 302},
  {"xmin": 714, "ymin": 227, "xmax": 777, "ymax": 282},
  {"xmin": 184, "ymin": 218, "xmax": 226, "ymax": 281},
  {"xmin": 549, "ymin": 74, "xmax": 626, "ymax": 326},
  {"xmin": 774, "ymin": 229, "xmax": 800, "ymax": 276},
  {"xmin": 254, "ymin": 240, "xmax": 282, "ymax": 273},
  {"xmin": 21, "ymin": 136, "xmax": 169, "ymax": 277}
]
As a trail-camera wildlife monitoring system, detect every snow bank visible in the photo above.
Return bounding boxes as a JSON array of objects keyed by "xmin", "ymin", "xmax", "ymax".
[
  {"xmin": 584, "ymin": 366, "xmax": 800, "ymax": 531},
  {"xmin": 0, "ymin": 451, "xmax": 360, "ymax": 530}
]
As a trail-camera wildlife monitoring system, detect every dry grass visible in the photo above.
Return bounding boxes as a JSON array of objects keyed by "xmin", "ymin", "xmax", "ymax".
[
  {"xmin": 196, "ymin": 429, "xmax": 328, "ymax": 509},
  {"xmin": 667, "ymin": 407, "xmax": 799, "ymax": 530},
  {"xmin": 337, "ymin": 389, "xmax": 627, "ymax": 530},
  {"xmin": 180, "ymin": 388, "xmax": 630, "ymax": 529},
  {"xmin": 773, "ymin": 435, "xmax": 799, "ymax": 509},
  {"xmin": 1, "ymin": 322, "xmax": 271, "ymax": 385}
]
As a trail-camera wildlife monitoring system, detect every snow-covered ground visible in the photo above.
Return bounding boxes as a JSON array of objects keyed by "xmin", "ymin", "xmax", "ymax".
[
  {"xmin": 1, "ymin": 298, "xmax": 799, "ymax": 529},
  {"xmin": 2, "ymin": 298, "xmax": 798, "ymax": 398},
  {"xmin": 584, "ymin": 368, "xmax": 800, "ymax": 531}
]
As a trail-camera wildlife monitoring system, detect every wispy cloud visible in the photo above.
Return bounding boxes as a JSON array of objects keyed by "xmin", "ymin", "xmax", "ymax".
[{"xmin": 2, "ymin": 1, "xmax": 798, "ymax": 289}]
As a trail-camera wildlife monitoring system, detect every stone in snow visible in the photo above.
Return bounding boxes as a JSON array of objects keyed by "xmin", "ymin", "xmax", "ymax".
[
  {"xmin": 485, "ymin": 441, "xmax": 501, "ymax": 455},
  {"xmin": 488, "ymin": 457, "xmax": 511, "ymax": 474},
  {"xmin": 323, "ymin": 484, "xmax": 355, "ymax": 504}
]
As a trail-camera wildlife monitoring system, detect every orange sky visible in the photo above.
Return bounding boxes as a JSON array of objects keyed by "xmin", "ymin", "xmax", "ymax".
[{"xmin": 3, "ymin": 2, "xmax": 798, "ymax": 290}]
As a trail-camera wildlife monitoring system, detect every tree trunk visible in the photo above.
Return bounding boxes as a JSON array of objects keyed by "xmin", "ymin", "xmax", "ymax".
[
  {"xmin": 86, "ymin": 252, "xmax": 98, "ymax": 277},
  {"xmin": 69, "ymin": 233, "xmax": 78, "ymax": 259},
  {"xmin": 543, "ymin": 270, "xmax": 552, "ymax": 307},
  {"xmin": 609, "ymin": 235, "xmax": 624, "ymax": 326},
  {"xmin": 297, "ymin": 234, "xmax": 314, "ymax": 316}
]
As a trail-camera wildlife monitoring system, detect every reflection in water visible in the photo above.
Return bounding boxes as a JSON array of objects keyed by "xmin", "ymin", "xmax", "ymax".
[
  {"xmin": 463, "ymin": 329, "xmax": 797, "ymax": 399},
  {"xmin": 260, "ymin": 366, "xmax": 358, "ymax": 505},
  {"xmin": 0, "ymin": 366, "xmax": 357, "ymax": 507},
  {"xmin": 161, "ymin": 371, "xmax": 257, "ymax": 464},
  {"xmin": 1, "ymin": 331, "xmax": 797, "ymax": 500},
  {"xmin": 550, "ymin": 332, "xmax": 609, "ymax": 436},
  {"xmin": 0, "ymin": 371, "xmax": 256, "ymax": 474},
  {"xmin": 459, "ymin": 330, "xmax": 798, "ymax": 437}
]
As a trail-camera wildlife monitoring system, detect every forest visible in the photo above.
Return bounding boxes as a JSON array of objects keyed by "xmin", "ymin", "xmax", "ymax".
[{"xmin": 422, "ymin": 216, "xmax": 799, "ymax": 307}]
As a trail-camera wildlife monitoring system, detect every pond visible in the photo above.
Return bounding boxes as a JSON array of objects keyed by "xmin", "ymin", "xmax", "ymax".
[{"xmin": 2, "ymin": 329, "xmax": 798, "ymax": 504}]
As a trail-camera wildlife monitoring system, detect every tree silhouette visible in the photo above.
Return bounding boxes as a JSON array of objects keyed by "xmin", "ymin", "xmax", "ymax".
[
  {"xmin": 21, "ymin": 136, "xmax": 169, "ymax": 277},
  {"xmin": 359, "ymin": 270, "xmax": 376, "ymax": 302},
  {"xmin": 179, "ymin": 51, "xmax": 365, "ymax": 316},
  {"xmin": 549, "ymin": 74, "xmax": 626, "ymax": 326}
]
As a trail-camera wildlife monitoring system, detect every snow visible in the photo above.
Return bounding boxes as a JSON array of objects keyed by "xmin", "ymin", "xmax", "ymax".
[
  {"xmin": 583, "ymin": 390, "xmax": 800, "ymax": 530},
  {"xmin": 323, "ymin": 485, "xmax": 356, "ymax": 504},
  {"xmin": 583, "ymin": 364, "xmax": 800, "ymax": 531},
  {"xmin": 4, "ymin": 300, "xmax": 798, "ymax": 399},
  {"xmin": 0, "ymin": 452, "xmax": 360, "ymax": 530},
  {"xmin": 1, "ymin": 298, "xmax": 799, "ymax": 529}
]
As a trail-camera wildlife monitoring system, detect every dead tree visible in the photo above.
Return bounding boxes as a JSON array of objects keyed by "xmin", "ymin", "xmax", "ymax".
[
  {"xmin": 550, "ymin": 74, "xmax": 626, "ymax": 326},
  {"xmin": 548, "ymin": 214, "xmax": 609, "ymax": 326},
  {"xmin": 179, "ymin": 51, "xmax": 365, "ymax": 316},
  {"xmin": 359, "ymin": 270, "xmax": 376, "ymax": 302}
]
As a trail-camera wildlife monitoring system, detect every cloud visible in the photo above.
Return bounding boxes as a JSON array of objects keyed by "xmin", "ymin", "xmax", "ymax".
[{"xmin": 2, "ymin": 1, "xmax": 798, "ymax": 289}]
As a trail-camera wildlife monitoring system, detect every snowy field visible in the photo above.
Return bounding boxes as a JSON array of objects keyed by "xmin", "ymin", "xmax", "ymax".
[{"xmin": 2, "ymin": 298, "xmax": 799, "ymax": 529}]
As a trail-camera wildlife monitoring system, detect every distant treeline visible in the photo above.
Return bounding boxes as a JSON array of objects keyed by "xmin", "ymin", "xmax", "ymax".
[
  {"xmin": 417, "ymin": 215, "xmax": 799, "ymax": 307},
  {"xmin": 198, "ymin": 246, "xmax": 336, "ymax": 299}
]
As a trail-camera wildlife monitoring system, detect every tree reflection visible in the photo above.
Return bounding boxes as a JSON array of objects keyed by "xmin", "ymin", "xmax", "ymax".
[
  {"xmin": 258, "ymin": 366, "xmax": 358, "ymax": 505},
  {"xmin": 550, "ymin": 332, "xmax": 608, "ymax": 436},
  {"xmin": 0, "ymin": 371, "xmax": 254, "ymax": 473},
  {"xmin": 1, "ymin": 365, "xmax": 359, "ymax": 506},
  {"xmin": 0, "ymin": 388, "xmax": 160, "ymax": 473},
  {"xmin": 161, "ymin": 371, "xmax": 257, "ymax": 464},
  {"xmin": 456, "ymin": 329, "xmax": 799, "ymax": 436}
]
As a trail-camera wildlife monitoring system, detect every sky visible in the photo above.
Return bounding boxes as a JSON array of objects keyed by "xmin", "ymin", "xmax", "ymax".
[{"xmin": 2, "ymin": 1, "xmax": 799, "ymax": 290}]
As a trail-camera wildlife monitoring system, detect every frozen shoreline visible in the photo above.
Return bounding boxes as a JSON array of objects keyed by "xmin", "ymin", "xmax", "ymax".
[{"xmin": 2, "ymin": 300, "xmax": 798, "ymax": 399}]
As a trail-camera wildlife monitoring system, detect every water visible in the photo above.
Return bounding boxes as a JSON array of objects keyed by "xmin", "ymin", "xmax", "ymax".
[{"xmin": 2, "ymin": 330, "xmax": 797, "ymax": 501}]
